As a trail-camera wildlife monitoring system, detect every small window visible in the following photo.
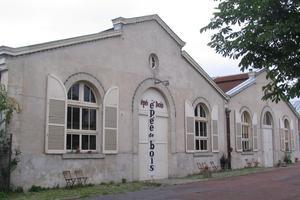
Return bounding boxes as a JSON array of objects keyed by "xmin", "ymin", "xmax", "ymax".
[{"xmin": 149, "ymin": 54, "xmax": 159, "ymax": 69}]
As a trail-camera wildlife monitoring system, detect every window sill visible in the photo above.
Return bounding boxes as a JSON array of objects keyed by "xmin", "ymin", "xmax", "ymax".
[
  {"xmin": 241, "ymin": 152, "xmax": 255, "ymax": 155},
  {"xmin": 62, "ymin": 153, "xmax": 105, "ymax": 159},
  {"xmin": 193, "ymin": 152, "xmax": 214, "ymax": 157}
]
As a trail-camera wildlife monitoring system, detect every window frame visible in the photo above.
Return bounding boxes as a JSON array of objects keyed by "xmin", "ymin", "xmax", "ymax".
[
  {"xmin": 283, "ymin": 119, "xmax": 290, "ymax": 151},
  {"xmin": 194, "ymin": 103, "xmax": 209, "ymax": 152},
  {"xmin": 67, "ymin": 82, "xmax": 99, "ymax": 153},
  {"xmin": 263, "ymin": 112, "xmax": 273, "ymax": 126},
  {"xmin": 241, "ymin": 111, "xmax": 251, "ymax": 152}
]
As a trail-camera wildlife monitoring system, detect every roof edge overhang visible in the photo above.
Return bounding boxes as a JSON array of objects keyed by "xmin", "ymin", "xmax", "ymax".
[
  {"xmin": 112, "ymin": 14, "xmax": 186, "ymax": 47},
  {"xmin": 181, "ymin": 50, "xmax": 229, "ymax": 101},
  {"xmin": 0, "ymin": 29, "xmax": 122, "ymax": 57},
  {"xmin": 226, "ymin": 69, "xmax": 299, "ymax": 119}
]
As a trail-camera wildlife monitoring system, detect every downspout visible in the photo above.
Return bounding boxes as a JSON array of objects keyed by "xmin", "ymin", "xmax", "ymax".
[{"xmin": 225, "ymin": 107, "xmax": 232, "ymax": 169}]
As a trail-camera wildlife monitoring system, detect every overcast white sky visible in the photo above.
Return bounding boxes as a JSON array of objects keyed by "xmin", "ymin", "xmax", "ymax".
[{"xmin": 0, "ymin": 0, "xmax": 242, "ymax": 77}]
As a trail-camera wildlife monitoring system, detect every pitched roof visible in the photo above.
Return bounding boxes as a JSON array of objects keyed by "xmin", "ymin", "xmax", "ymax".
[
  {"xmin": 0, "ymin": 29, "xmax": 122, "ymax": 56},
  {"xmin": 112, "ymin": 14, "xmax": 185, "ymax": 47},
  {"xmin": 214, "ymin": 70, "xmax": 300, "ymax": 118},
  {"xmin": 0, "ymin": 14, "xmax": 185, "ymax": 57},
  {"xmin": 181, "ymin": 51, "xmax": 229, "ymax": 100},
  {"xmin": 0, "ymin": 14, "xmax": 228, "ymax": 100},
  {"xmin": 214, "ymin": 73, "xmax": 249, "ymax": 93}
]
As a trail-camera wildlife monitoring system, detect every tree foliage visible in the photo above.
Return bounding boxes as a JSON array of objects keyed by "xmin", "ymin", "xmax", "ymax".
[
  {"xmin": 0, "ymin": 84, "xmax": 21, "ymax": 192},
  {"xmin": 201, "ymin": 0, "xmax": 300, "ymax": 102},
  {"xmin": 0, "ymin": 85, "xmax": 18, "ymax": 125}
]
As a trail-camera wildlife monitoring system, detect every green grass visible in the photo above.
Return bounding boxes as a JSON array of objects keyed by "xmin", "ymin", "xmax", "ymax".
[
  {"xmin": 187, "ymin": 167, "xmax": 273, "ymax": 180},
  {"xmin": 3, "ymin": 167, "xmax": 275, "ymax": 200},
  {"xmin": 5, "ymin": 182, "xmax": 161, "ymax": 200}
]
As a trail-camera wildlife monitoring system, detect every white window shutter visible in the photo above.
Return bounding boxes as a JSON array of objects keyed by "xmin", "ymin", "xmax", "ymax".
[
  {"xmin": 252, "ymin": 112, "xmax": 258, "ymax": 151},
  {"xmin": 252, "ymin": 125, "xmax": 258, "ymax": 151},
  {"xmin": 211, "ymin": 105, "xmax": 219, "ymax": 152},
  {"xmin": 279, "ymin": 119, "xmax": 285, "ymax": 151},
  {"xmin": 103, "ymin": 86, "xmax": 119, "ymax": 154},
  {"xmin": 235, "ymin": 111, "xmax": 242, "ymax": 152},
  {"xmin": 280, "ymin": 129, "xmax": 285, "ymax": 151},
  {"xmin": 185, "ymin": 100, "xmax": 195, "ymax": 153},
  {"xmin": 291, "ymin": 130, "xmax": 295, "ymax": 151},
  {"xmin": 45, "ymin": 74, "xmax": 67, "ymax": 154}
]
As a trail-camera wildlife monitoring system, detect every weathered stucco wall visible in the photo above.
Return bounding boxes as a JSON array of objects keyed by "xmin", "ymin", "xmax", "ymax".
[
  {"xmin": 228, "ymin": 71, "xmax": 299, "ymax": 169},
  {"xmin": 6, "ymin": 20, "xmax": 226, "ymax": 189}
]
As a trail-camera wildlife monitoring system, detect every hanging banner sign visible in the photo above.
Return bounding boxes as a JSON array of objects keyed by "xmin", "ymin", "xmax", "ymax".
[{"xmin": 148, "ymin": 100, "xmax": 156, "ymax": 178}]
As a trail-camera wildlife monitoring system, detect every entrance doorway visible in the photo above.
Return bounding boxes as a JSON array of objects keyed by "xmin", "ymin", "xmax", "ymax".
[
  {"xmin": 262, "ymin": 111, "xmax": 274, "ymax": 167},
  {"xmin": 138, "ymin": 88, "xmax": 168, "ymax": 180}
]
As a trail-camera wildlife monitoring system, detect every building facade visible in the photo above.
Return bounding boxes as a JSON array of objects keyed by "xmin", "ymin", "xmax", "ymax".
[
  {"xmin": 215, "ymin": 70, "xmax": 300, "ymax": 168},
  {"xmin": 0, "ymin": 14, "xmax": 299, "ymax": 189}
]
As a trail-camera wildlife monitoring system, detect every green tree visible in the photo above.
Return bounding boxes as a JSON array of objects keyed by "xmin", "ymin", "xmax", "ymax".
[
  {"xmin": 0, "ymin": 84, "xmax": 20, "ymax": 192},
  {"xmin": 201, "ymin": 0, "xmax": 300, "ymax": 102}
]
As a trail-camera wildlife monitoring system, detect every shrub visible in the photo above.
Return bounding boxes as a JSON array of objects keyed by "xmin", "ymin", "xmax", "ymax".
[
  {"xmin": 283, "ymin": 153, "xmax": 292, "ymax": 164},
  {"xmin": 13, "ymin": 186, "xmax": 24, "ymax": 193},
  {"xmin": 29, "ymin": 185, "xmax": 45, "ymax": 192},
  {"xmin": 0, "ymin": 191, "xmax": 8, "ymax": 199}
]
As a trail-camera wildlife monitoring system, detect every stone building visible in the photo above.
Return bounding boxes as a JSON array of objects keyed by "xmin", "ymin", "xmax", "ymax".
[{"xmin": 0, "ymin": 14, "xmax": 299, "ymax": 189}]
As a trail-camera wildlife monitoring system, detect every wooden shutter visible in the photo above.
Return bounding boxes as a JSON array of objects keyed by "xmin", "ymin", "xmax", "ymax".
[
  {"xmin": 252, "ymin": 112, "xmax": 258, "ymax": 151},
  {"xmin": 211, "ymin": 105, "xmax": 219, "ymax": 152},
  {"xmin": 252, "ymin": 125, "xmax": 258, "ymax": 151},
  {"xmin": 291, "ymin": 130, "xmax": 295, "ymax": 151},
  {"xmin": 279, "ymin": 119, "xmax": 285, "ymax": 151},
  {"xmin": 185, "ymin": 100, "xmax": 195, "ymax": 153},
  {"xmin": 103, "ymin": 87, "xmax": 119, "ymax": 154},
  {"xmin": 280, "ymin": 129, "xmax": 285, "ymax": 151},
  {"xmin": 45, "ymin": 74, "xmax": 67, "ymax": 154},
  {"xmin": 235, "ymin": 111, "xmax": 242, "ymax": 152}
]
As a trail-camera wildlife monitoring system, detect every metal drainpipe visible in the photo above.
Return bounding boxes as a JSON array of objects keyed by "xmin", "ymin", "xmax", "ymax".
[{"xmin": 225, "ymin": 108, "xmax": 232, "ymax": 169}]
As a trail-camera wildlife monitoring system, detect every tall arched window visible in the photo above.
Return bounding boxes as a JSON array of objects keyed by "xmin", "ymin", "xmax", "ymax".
[
  {"xmin": 194, "ymin": 104, "xmax": 208, "ymax": 151},
  {"xmin": 67, "ymin": 82, "xmax": 98, "ymax": 152},
  {"xmin": 241, "ymin": 111, "xmax": 251, "ymax": 151},
  {"xmin": 284, "ymin": 119, "xmax": 290, "ymax": 151}
]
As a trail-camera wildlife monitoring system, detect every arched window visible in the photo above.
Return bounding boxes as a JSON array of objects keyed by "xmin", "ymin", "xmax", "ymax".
[
  {"xmin": 241, "ymin": 111, "xmax": 251, "ymax": 151},
  {"xmin": 263, "ymin": 111, "xmax": 273, "ymax": 126},
  {"xmin": 284, "ymin": 119, "xmax": 290, "ymax": 151},
  {"xmin": 66, "ymin": 82, "xmax": 98, "ymax": 152},
  {"xmin": 194, "ymin": 104, "xmax": 208, "ymax": 151}
]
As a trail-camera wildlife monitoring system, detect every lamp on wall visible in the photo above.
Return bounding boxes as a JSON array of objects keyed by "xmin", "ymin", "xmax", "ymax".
[{"xmin": 154, "ymin": 80, "xmax": 169, "ymax": 86}]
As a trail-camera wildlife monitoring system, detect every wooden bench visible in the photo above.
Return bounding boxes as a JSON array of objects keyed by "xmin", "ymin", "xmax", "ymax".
[
  {"xmin": 75, "ymin": 169, "xmax": 88, "ymax": 185},
  {"xmin": 63, "ymin": 170, "xmax": 76, "ymax": 187}
]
